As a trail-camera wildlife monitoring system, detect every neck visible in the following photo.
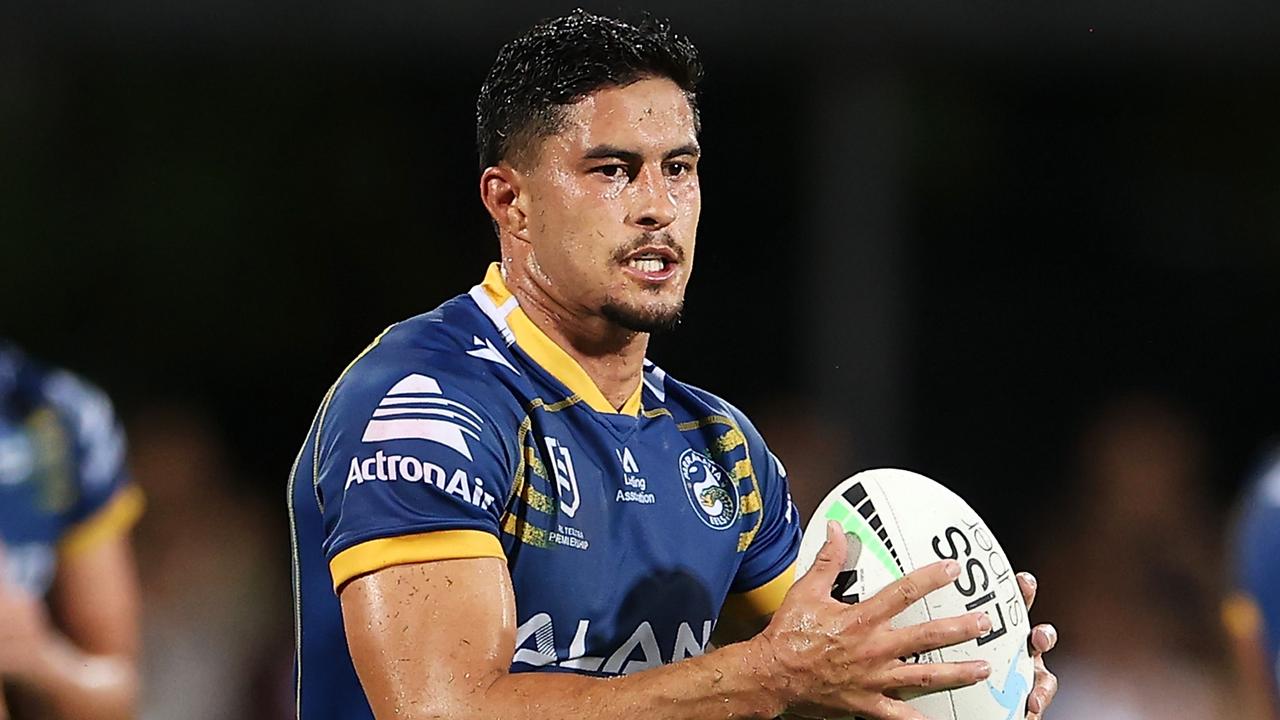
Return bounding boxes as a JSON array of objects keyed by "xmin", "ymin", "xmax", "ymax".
[{"xmin": 502, "ymin": 257, "xmax": 648, "ymax": 412}]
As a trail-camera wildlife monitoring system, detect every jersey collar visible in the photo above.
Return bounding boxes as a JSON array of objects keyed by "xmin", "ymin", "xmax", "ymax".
[{"xmin": 471, "ymin": 263, "xmax": 643, "ymax": 417}]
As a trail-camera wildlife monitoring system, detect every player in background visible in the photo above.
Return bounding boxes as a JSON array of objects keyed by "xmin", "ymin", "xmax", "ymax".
[
  {"xmin": 289, "ymin": 11, "xmax": 1058, "ymax": 720},
  {"xmin": 1225, "ymin": 450, "xmax": 1280, "ymax": 719},
  {"xmin": 0, "ymin": 341, "xmax": 143, "ymax": 720}
]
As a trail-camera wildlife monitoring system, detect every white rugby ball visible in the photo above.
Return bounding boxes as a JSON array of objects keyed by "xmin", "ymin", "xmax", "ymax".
[{"xmin": 795, "ymin": 468, "xmax": 1033, "ymax": 720}]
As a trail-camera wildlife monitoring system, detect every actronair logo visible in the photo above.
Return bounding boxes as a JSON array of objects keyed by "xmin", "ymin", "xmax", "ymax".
[
  {"xmin": 362, "ymin": 374, "xmax": 482, "ymax": 460},
  {"xmin": 345, "ymin": 450, "xmax": 496, "ymax": 511}
]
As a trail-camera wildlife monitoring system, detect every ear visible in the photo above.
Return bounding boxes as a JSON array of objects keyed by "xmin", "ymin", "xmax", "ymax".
[{"xmin": 479, "ymin": 164, "xmax": 530, "ymax": 243}]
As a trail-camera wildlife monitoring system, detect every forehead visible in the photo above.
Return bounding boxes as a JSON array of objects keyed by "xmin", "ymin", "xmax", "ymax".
[{"xmin": 554, "ymin": 76, "xmax": 698, "ymax": 152}]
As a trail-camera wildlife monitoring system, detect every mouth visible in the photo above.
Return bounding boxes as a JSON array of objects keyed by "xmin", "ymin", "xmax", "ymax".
[{"xmin": 621, "ymin": 245, "xmax": 680, "ymax": 284}]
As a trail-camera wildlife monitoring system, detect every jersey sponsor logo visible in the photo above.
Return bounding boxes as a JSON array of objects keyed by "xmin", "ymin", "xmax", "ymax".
[
  {"xmin": 617, "ymin": 447, "xmax": 639, "ymax": 474},
  {"xmin": 345, "ymin": 450, "xmax": 496, "ymax": 511},
  {"xmin": 547, "ymin": 523, "xmax": 590, "ymax": 550},
  {"xmin": 361, "ymin": 374, "xmax": 482, "ymax": 460},
  {"xmin": 512, "ymin": 614, "xmax": 712, "ymax": 675},
  {"xmin": 466, "ymin": 336, "xmax": 520, "ymax": 375},
  {"xmin": 545, "ymin": 437, "xmax": 581, "ymax": 518},
  {"xmin": 678, "ymin": 449, "xmax": 740, "ymax": 531},
  {"xmin": 615, "ymin": 448, "xmax": 655, "ymax": 505}
]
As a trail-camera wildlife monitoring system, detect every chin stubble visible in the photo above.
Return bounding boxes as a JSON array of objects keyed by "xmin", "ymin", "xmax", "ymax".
[{"xmin": 601, "ymin": 301, "xmax": 684, "ymax": 334}]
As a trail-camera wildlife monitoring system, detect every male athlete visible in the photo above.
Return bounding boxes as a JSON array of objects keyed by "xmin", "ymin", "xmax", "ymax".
[
  {"xmin": 1224, "ymin": 451, "xmax": 1280, "ymax": 719},
  {"xmin": 0, "ymin": 341, "xmax": 142, "ymax": 720},
  {"xmin": 290, "ymin": 11, "xmax": 1058, "ymax": 719}
]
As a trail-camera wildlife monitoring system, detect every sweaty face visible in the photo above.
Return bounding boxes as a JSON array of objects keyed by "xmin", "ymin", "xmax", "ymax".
[{"xmin": 519, "ymin": 77, "xmax": 701, "ymax": 333}]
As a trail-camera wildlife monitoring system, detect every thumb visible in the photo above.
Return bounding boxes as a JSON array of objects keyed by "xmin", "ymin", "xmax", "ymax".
[{"xmin": 799, "ymin": 520, "xmax": 849, "ymax": 594}]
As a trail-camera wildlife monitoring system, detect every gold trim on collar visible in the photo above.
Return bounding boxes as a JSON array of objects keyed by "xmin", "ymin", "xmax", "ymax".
[{"xmin": 480, "ymin": 263, "xmax": 643, "ymax": 416}]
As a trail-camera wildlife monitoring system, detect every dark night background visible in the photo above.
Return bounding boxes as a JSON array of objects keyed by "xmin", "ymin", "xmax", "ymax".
[{"xmin": 2, "ymin": 2, "xmax": 1277, "ymax": 715}]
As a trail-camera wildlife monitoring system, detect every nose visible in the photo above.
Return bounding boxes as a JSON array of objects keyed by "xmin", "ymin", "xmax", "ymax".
[{"xmin": 627, "ymin": 164, "xmax": 676, "ymax": 230}]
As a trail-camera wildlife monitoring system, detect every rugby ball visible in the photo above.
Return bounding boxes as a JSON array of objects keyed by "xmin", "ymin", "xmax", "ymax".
[{"xmin": 795, "ymin": 469, "xmax": 1033, "ymax": 720}]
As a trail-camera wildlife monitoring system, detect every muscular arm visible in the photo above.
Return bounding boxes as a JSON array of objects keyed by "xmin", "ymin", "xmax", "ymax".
[
  {"xmin": 3, "ymin": 536, "xmax": 140, "ymax": 720},
  {"xmin": 343, "ymin": 523, "xmax": 994, "ymax": 720},
  {"xmin": 343, "ymin": 557, "xmax": 782, "ymax": 720}
]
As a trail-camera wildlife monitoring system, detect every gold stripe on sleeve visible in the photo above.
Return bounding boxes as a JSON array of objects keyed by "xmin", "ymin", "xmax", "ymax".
[
  {"xmin": 329, "ymin": 529, "xmax": 505, "ymax": 591},
  {"xmin": 1222, "ymin": 591, "xmax": 1264, "ymax": 639},
  {"xmin": 720, "ymin": 562, "xmax": 797, "ymax": 622},
  {"xmin": 58, "ymin": 484, "xmax": 146, "ymax": 558}
]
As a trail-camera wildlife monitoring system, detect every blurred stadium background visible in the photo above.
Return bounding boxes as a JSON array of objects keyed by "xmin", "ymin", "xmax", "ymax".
[{"xmin": 3, "ymin": 1, "xmax": 1279, "ymax": 717}]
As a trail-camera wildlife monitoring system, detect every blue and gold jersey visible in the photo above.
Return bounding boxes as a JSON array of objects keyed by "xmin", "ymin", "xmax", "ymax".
[
  {"xmin": 1226, "ymin": 451, "xmax": 1280, "ymax": 692},
  {"xmin": 0, "ymin": 342, "xmax": 142, "ymax": 597},
  {"xmin": 289, "ymin": 264, "xmax": 801, "ymax": 719}
]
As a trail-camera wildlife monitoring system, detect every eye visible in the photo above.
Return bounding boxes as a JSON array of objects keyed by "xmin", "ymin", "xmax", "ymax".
[
  {"xmin": 665, "ymin": 161, "xmax": 693, "ymax": 178},
  {"xmin": 592, "ymin": 165, "xmax": 628, "ymax": 179}
]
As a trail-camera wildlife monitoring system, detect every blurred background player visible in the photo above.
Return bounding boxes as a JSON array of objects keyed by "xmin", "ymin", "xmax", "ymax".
[
  {"xmin": 127, "ymin": 404, "xmax": 290, "ymax": 720},
  {"xmin": 0, "ymin": 341, "xmax": 143, "ymax": 720},
  {"xmin": 1225, "ymin": 449, "xmax": 1280, "ymax": 719},
  {"xmin": 1032, "ymin": 395, "xmax": 1230, "ymax": 718}
]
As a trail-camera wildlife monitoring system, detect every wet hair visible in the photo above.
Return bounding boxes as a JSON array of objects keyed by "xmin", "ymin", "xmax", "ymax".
[{"xmin": 476, "ymin": 9, "xmax": 704, "ymax": 171}]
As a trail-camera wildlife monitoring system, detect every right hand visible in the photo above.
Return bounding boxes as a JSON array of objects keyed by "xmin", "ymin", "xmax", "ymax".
[{"xmin": 754, "ymin": 521, "xmax": 993, "ymax": 720}]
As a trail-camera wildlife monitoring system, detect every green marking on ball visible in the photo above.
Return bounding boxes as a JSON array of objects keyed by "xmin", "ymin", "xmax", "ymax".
[{"xmin": 824, "ymin": 499, "xmax": 904, "ymax": 580}]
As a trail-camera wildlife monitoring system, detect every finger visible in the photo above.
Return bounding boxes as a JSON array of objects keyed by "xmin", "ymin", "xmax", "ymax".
[
  {"xmin": 1026, "ymin": 656, "xmax": 1058, "ymax": 715},
  {"xmin": 1029, "ymin": 623, "xmax": 1058, "ymax": 655},
  {"xmin": 862, "ymin": 561, "xmax": 960, "ymax": 624},
  {"xmin": 796, "ymin": 520, "xmax": 849, "ymax": 597},
  {"xmin": 883, "ymin": 659, "xmax": 992, "ymax": 693},
  {"xmin": 1017, "ymin": 572, "xmax": 1037, "ymax": 610},
  {"xmin": 890, "ymin": 612, "xmax": 991, "ymax": 656}
]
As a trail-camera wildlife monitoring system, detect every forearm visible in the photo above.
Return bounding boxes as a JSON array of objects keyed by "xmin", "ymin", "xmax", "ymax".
[
  {"xmin": 374, "ymin": 637, "xmax": 786, "ymax": 720},
  {"xmin": 6, "ymin": 633, "xmax": 136, "ymax": 720}
]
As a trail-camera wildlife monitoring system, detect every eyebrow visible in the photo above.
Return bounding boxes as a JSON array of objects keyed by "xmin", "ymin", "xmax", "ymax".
[{"xmin": 582, "ymin": 143, "xmax": 701, "ymax": 162}]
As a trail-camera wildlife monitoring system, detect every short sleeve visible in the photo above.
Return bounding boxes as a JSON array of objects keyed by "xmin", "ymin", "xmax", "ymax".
[
  {"xmin": 315, "ymin": 354, "xmax": 516, "ymax": 591},
  {"xmin": 43, "ymin": 370, "xmax": 143, "ymax": 557},
  {"xmin": 726, "ymin": 408, "xmax": 801, "ymax": 615}
]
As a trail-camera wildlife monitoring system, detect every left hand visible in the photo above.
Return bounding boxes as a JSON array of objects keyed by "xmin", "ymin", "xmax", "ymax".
[{"xmin": 1017, "ymin": 572, "xmax": 1058, "ymax": 719}]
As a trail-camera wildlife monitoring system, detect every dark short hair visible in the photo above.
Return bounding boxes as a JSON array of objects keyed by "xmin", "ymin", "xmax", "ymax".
[{"xmin": 476, "ymin": 9, "xmax": 703, "ymax": 171}]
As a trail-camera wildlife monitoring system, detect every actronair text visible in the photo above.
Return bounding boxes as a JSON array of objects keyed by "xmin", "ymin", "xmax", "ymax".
[{"xmin": 345, "ymin": 451, "xmax": 497, "ymax": 511}]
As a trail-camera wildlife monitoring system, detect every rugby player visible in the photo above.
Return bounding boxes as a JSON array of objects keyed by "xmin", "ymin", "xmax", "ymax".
[
  {"xmin": 0, "ymin": 341, "xmax": 142, "ymax": 719},
  {"xmin": 289, "ymin": 10, "xmax": 1059, "ymax": 719},
  {"xmin": 1225, "ymin": 451, "xmax": 1280, "ymax": 719}
]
